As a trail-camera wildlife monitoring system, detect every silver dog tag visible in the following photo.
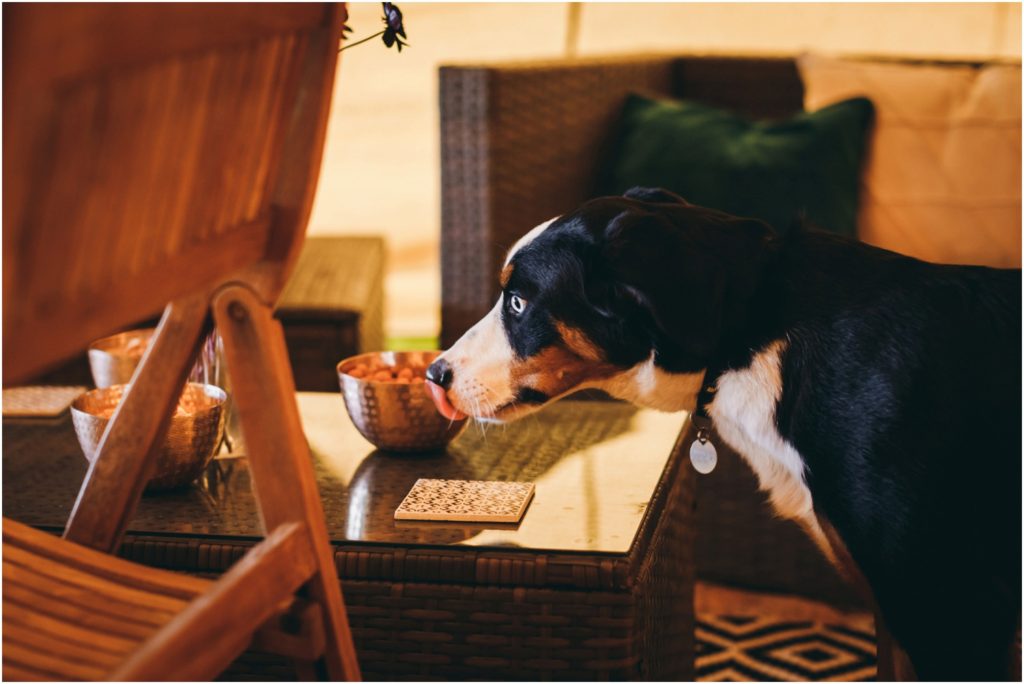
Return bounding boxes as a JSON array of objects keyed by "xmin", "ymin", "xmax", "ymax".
[
  {"xmin": 689, "ymin": 414, "xmax": 717, "ymax": 474},
  {"xmin": 689, "ymin": 439, "xmax": 718, "ymax": 474}
]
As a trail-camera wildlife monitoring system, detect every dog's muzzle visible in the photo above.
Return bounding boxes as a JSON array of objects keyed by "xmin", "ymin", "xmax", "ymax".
[{"xmin": 425, "ymin": 357, "xmax": 467, "ymax": 421}]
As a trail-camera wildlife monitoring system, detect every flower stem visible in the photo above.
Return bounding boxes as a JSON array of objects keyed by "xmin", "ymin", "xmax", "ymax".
[{"xmin": 339, "ymin": 30, "xmax": 385, "ymax": 52}]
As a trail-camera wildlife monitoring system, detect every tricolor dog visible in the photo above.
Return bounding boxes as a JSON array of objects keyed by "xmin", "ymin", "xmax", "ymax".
[{"xmin": 425, "ymin": 187, "xmax": 1021, "ymax": 679}]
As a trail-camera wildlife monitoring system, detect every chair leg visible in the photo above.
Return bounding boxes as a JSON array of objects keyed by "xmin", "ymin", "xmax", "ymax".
[
  {"xmin": 212, "ymin": 283, "xmax": 361, "ymax": 681},
  {"xmin": 64, "ymin": 293, "xmax": 210, "ymax": 552}
]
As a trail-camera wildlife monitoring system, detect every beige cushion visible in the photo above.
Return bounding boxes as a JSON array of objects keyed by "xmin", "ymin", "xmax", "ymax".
[{"xmin": 798, "ymin": 54, "xmax": 1021, "ymax": 268}]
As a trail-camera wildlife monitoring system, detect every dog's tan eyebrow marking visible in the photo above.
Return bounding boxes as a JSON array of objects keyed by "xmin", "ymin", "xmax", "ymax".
[
  {"xmin": 499, "ymin": 263, "xmax": 514, "ymax": 288},
  {"xmin": 555, "ymin": 321, "xmax": 605, "ymax": 362}
]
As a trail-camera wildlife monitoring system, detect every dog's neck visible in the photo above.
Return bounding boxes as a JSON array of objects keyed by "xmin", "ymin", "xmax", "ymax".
[{"xmin": 596, "ymin": 352, "xmax": 705, "ymax": 413}]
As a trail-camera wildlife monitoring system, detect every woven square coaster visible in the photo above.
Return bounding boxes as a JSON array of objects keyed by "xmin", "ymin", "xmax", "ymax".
[
  {"xmin": 2, "ymin": 386, "xmax": 87, "ymax": 418},
  {"xmin": 394, "ymin": 479, "xmax": 536, "ymax": 523}
]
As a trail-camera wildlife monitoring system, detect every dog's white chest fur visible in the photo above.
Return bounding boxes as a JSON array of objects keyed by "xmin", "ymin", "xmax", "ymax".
[{"xmin": 706, "ymin": 341, "xmax": 825, "ymax": 543}]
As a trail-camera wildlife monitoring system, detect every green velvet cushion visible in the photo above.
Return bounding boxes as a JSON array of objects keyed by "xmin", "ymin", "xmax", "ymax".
[{"xmin": 601, "ymin": 94, "xmax": 875, "ymax": 237}]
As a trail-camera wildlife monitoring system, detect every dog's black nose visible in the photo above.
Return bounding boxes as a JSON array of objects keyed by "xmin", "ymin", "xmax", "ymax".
[{"xmin": 426, "ymin": 358, "xmax": 454, "ymax": 390}]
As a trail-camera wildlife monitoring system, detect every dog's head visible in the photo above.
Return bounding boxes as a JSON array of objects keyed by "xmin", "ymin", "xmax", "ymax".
[{"xmin": 425, "ymin": 187, "xmax": 774, "ymax": 422}]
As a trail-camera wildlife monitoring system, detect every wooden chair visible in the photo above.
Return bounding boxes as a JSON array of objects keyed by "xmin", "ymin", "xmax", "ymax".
[{"xmin": 2, "ymin": 4, "xmax": 360, "ymax": 680}]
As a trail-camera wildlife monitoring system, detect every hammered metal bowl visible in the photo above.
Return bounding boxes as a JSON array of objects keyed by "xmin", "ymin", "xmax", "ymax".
[
  {"xmin": 87, "ymin": 328, "xmax": 155, "ymax": 388},
  {"xmin": 337, "ymin": 351, "xmax": 468, "ymax": 452},
  {"xmin": 71, "ymin": 383, "xmax": 227, "ymax": 491}
]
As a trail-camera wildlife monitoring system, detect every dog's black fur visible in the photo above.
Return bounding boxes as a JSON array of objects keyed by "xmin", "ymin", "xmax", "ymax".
[{"xmin": 500, "ymin": 187, "xmax": 1021, "ymax": 679}]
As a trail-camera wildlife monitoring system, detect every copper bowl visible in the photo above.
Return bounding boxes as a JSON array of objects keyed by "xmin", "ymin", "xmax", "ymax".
[
  {"xmin": 337, "ymin": 351, "xmax": 468, "ymax": 452},
  {"xmin": 87, "ymin": 328, "xmax": 155, "ymax": 388},
  {"xmin": 71, "ymin": 383, "xmax": 227, "ymax": 491}
]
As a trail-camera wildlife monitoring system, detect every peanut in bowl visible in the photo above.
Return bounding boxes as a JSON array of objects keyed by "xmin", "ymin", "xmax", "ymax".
[{"xmin": 336, "ymin": 351, "xmax": 467, "ymax": 452}]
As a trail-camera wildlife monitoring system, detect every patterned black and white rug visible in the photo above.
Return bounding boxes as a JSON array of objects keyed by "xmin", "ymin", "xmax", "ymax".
[{"xmin": 696, "ymin": 614, "xmax": 877, "ymax": 681}]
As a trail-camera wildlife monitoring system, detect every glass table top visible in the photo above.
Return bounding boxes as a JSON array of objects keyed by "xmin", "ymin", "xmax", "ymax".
[{"xmin": 3, "ymin": 392, "xmax": 689, "ymax": 555}]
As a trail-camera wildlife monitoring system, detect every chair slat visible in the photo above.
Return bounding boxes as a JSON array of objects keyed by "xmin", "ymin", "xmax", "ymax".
[
  {"xmin": 2, "ymin": 640, "xmax": 109, "ymax": 681},
  {"xmin": 3, "ymin": 660, "xmax": 66, "ymax": 682},
  {"xmin": 5, "ymin": 519, "xmax": 208, "ymax": 598},
  {"xmin": 4, "ymin": 575, "xmax": 167, "ymax": 636},
  {"xmin": 19, "ymin": 36, "xmax": 303, "ymax": 303},
  {"xmin": 5, "ymin": 218, "xmax": 270, "ymax": 381},
  {"xmin": 2, "ymin": 598, "xmax": 140, "ymax": 657},
  {"xmin": 4, "ymin": 4, "xmax": 329, "ymax": 91},
  {"xmin": 3, "ymin": 620, "xmax": 123, "ymax": 669},
  {"xmin": 3, "ymin": 549, "xmax": 188, "ymax": 614}
]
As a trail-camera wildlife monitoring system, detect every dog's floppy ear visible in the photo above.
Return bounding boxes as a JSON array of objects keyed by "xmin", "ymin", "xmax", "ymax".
[
  {"xmin": 623, "ymin": 186, "xmax": 690, "ymax": 206},
  {"xmin": 600, "ymin": 207, "xmax": 771, "ymax": 368},
  {"xmin": 602, "ymin": 209, "xmax": 721, "ymax": 363}
]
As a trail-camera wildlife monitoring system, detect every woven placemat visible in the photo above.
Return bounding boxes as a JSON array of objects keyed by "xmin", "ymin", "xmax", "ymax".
[{"xmin": 2, "ymin": 386, "xmax": 87, "ymax": 418}]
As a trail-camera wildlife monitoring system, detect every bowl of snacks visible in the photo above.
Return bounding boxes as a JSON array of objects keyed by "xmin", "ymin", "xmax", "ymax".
[
  {"xmin": 337, "ymin": 351, "xmax": 467, "ymax": 452},
  {"xmin": 71, "ymin": 383, "xmax": 227, "ymax": 491},
  {"xmin": 87, "ymin": 328, "xmax": 156, "ymax": 388}
]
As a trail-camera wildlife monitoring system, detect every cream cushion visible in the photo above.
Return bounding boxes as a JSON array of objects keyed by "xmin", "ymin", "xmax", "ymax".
[{"xmin": 798, "ymin": 54, "xmax": 1021, "ymax": 268}]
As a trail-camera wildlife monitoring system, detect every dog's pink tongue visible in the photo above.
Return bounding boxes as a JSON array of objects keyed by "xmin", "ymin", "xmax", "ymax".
[{"xmin": 425, "ymin": 380, "xmax": 468, "ymax": 421}]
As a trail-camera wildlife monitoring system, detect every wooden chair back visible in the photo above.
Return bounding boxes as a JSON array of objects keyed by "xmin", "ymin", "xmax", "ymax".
[
  {"xmin": 3, "ymin": 3, "xmax": 335, "ymax": 382},
  {"xmin": 2, "ymin": 4, "xmax": 360, "ymax": 679}
]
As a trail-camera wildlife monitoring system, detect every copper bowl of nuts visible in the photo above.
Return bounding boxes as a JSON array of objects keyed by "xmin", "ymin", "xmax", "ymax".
[
  {"xmin": 337, "ymin": 351, "xmax": 468, "ymax": 452},
  {"xmin": 71, "ymin": 383, "xmax": 227, "ymax": 491},
  {"xmin": 87, "ymin": 328, "xmax": 156, "ymax": 388}
]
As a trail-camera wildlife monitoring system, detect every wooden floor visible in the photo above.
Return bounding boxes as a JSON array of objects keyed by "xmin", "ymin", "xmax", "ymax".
[{"xmin": 696, "ymin": 581, "xmax": 870, "ymax": 623}]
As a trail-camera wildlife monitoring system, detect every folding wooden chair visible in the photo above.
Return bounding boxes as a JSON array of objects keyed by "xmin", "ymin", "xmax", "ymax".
[{"xmin": 2, "ymin": 4, "xmax": 360, "ymax": 680}]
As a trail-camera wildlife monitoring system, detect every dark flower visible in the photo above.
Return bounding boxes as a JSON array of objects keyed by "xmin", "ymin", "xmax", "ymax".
[
  {"xmin": 338, "ymin": 2, "xmax": 409, "ymax": 53},
  {"xmin": 381, "ymin": 2, "xmax": 408, "ymax": 52}
]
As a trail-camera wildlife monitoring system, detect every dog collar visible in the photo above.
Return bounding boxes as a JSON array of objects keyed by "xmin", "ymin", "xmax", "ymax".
[{"xmin": 689, "ymin": 369, "xmax": 720, "ymax": 475}]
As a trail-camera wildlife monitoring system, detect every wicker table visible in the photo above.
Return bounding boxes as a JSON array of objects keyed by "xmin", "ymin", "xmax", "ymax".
[{"xmin": 3, "ymin": 393, "xmax": 696, "ymax": 680}]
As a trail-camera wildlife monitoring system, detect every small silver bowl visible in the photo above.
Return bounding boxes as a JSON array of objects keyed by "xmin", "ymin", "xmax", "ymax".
[
  {"xmin": 71, "ymin": 383, "xmax": 227, "ymax": 491},
  {"xmin": 337, "ymin": 351, "xmax": 468, "ymax": 452},
  {"xmin": 88, "ymin": 328, "xmax": 155, "ymax": 388}
]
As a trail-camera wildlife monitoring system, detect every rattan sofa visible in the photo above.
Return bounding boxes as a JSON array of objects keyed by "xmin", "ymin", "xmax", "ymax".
[{"xmin": 439, "ymin": 54, "xmax": 863, "ymax": 608}]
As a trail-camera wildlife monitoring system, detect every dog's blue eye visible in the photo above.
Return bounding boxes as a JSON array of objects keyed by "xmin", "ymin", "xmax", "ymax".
[{"xmin": 509, "ymin": 294, "xmax": 527, "ymax": 315}]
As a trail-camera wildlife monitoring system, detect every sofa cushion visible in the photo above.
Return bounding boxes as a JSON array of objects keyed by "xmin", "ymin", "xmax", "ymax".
[
  {"xmin": 798, "ymin": 54, "xmax": 1022, "ymax": 268},
  {"xmin": 600, "ymin": 93, "xmax": 875, "ymax": 237}
]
